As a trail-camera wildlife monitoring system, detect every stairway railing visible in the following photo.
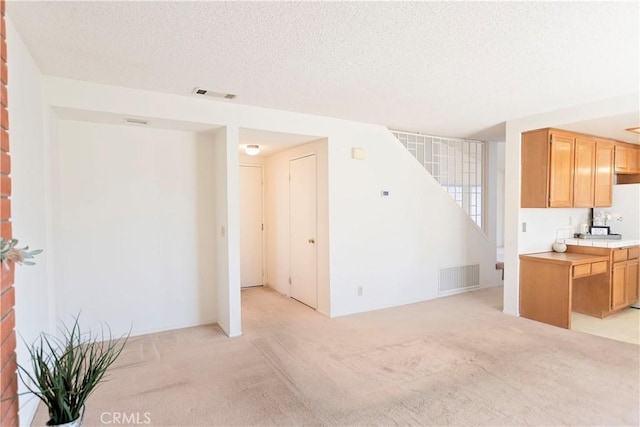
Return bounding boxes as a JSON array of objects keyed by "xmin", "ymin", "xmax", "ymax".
[{"xmin": 391, "ymin": 130, "xmax": 486, "ymax": 230}]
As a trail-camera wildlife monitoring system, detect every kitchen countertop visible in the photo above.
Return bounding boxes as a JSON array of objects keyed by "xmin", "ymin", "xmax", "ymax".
[
  {"xmin": 563, "ymin": 238, "xmax": 640, "ymax": 248},
  {"xmin": 519, "ymin": 251, "xmax": 609, "ymax": 266}
]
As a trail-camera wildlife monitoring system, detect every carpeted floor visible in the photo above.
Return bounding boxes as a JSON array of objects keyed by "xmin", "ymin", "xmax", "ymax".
[{"xmin": 31, "ymin": 286, "xmax": 639, "ymax": 426}]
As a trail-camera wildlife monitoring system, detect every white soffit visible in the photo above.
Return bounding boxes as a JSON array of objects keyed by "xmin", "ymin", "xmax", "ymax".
[
  {"xmin": 559, "ymin": 112, "xmax": 640, "ymax": 145},
  {"xmin": 54, "ymin": 107, "xmax": 222, "ymax": 133},
  {"xmin": 8, "ymin": 2, "xmax": 640, "ymax": 140},
  {"xmin": 239, "ymin": 128, "xmax": 323, "ymax": 157}
]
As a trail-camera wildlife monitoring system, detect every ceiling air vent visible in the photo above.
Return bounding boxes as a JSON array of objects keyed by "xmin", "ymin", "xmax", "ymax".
[
  {"xmin": 123, "ymin": 118, "xmax": 148, "ymax": 126},
  {"xmin": 192, "ymin": 87, "xmax": 237, "ymax": 100}
]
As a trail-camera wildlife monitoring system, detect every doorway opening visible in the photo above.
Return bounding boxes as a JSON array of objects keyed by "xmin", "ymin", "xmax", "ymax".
[
  {"xmin": 237, "ymin": 128, "xmax": 329, "ymax": 330},
  {"xmin": 239, "ymin": 164, "xmax": 264, "ymax": 288}
]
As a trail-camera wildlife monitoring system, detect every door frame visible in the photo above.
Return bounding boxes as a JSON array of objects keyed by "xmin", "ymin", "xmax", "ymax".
[
  {"xmin": 239, "ymin": 163, "xmax": 265, "ymax": 287},
  {"xmin": 288, "ymin": 152, "xmax": 318, "ymax": 307}
]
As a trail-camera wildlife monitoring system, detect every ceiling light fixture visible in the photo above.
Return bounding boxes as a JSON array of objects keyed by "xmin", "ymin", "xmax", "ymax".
[
  {"xmin": 245, "ymin": 145, "xmax": 260, "ymax": 156},
  {"xmin": 625, "ymin": 126, "xmax": 640, "ymax": 134}
]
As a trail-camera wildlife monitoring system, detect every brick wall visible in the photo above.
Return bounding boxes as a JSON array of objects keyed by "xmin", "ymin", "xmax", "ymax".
[{"xmin": 0, "ymin": 0, "xmax": 18, "ymax": 424}]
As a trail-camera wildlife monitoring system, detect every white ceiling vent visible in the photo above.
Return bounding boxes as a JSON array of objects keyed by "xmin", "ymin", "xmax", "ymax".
[
  {"xmin": 123, "ymin": 118, "xmax": 148, "ymax": 126},
  {"xmin": 192, "ymin": 87, "xmax": 237, "ymax": 100}
]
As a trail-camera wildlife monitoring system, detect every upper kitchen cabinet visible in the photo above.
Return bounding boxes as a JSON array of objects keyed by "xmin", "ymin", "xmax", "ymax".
[
  {"xmin": 593, "ymin": 139, "xmax": 614, "ymax": 207},
  {"xmin": 615, "ymin": 142, "xmax": 640, "ymax": 174},
  {"xmin": 521, "ymin": 128, "xmax": 613, "ymax": 208},
  {"xmin": 573, "ymin": 136, "xmax": 596, "ymax": 207}
]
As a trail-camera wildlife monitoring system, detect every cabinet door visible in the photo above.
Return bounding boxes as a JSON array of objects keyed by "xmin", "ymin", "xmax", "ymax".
[
  {"xmin": 573, "ymin": 137, "xmax": 595, "ymax": 207},
  {"xmin": 594, "ymin": 140, "xmax": 614, "ymax": 207},
  {"xmin": 611, "ymin": 262, "xmax": 627, "ymax": 310},
  {"xmin": 626, "ymin": 259, "xmax": 639, "ymax": 304},
  {"xmin": 615, "ymin": 145, "xmax": 629, "ymax": 173},
  {"xmin": 549, "ymin": 134, "xmax": 575, "ymax": 207},
  {"xmin": 629, "ymin": 147, "xmax": 640, "ymax": 174}
]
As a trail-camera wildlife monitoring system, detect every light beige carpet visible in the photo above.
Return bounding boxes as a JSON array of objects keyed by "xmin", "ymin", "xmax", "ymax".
[{"xmin": 31, "ymin": 286, "xmax": 639, "ymax": 426}]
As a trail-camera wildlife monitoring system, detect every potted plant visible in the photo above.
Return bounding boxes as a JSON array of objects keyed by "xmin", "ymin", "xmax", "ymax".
[
  {"xmin": 18, "ymin": 316, "xmax": 129, "ymax": 427},
  {"xmin": 0, "ymin": 237, "xmax": 42, "ymax": 267}
]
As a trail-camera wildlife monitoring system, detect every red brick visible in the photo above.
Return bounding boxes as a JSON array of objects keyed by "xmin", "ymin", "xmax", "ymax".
[
  {"xmin": 0, "ymin": 151, "xmax": 8, "ymax": 174},
  {"xmin": 0, "ymin": 62, "xmax": 6, "ymax": 85},
  {"xmin": 0, "ymin": 129, "xmax": 7, "ymax": 152},
  {"xmin": 0, "ymin": 105, "xmax": 7, "ymax": 130},
  {"xmin": 0, "ymin": 330, "xmax": 14, "ymax": 370},
  {"xmin": 0, "ymin": 287, "xmax": 13, "ymax": 319},
  {"xmin": 0, "ymin": 85, "xmax": 6, "ymax": 108},
  {"xmin": 0, "ymin": 38, "xmax": 5, "ymax": 62},
  {"xmin": 1, "ymin": 1, "xmax": 5, "ymax": 16},
  {"xmin": 0, "ymin": 221, "xmax": 10, "ymax": 240},
  {"xmin": 0, "ymin": 17, "xmax": 4, "ymax": 40},
  {"xmin": 0, "ymin": 310, "xmax": 14, "ymax": 345},
  {"xmin": 0, "ymin": 378, "xmax": 17, "ymax": 420},
  {"xmin": 2, "ymin": 410, "xmax": 17, "ymax": 427},
  {"xmin": 0, "ymin": 352, "xmax": 14, "ymax": 387},
  {"xmin": 0, "ymin": 199, "xmax": 9, "ymax": 220},
  {"xmin": 0, "ymin": 176, "xmax": 9, "ymax": 197},
  {"xmin": 0, "ymin": 221, "xmax": 9, "ymax": 239},
  {"xmin": 0, "ymin": 262, "xmax": 12, "ymax": 291},
  {"xmin": 1, "ymin": 401, "xmax": 18, "ymax": 427}
]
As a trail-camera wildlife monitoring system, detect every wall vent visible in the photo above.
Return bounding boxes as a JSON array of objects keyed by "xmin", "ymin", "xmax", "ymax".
[
  {"xmin": 439, "ymin": 264, "xmax": 480, "ymax": 294},
  {"xmin": 123, "ymin": 118, "xmax": 148, "ymax": 126},
  {"xmin": 192, "ymin": 87, "xmax": 237, "ymax": 100}
]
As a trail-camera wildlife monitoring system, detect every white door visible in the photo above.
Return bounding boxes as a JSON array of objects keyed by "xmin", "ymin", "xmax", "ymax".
[
  {"xmin": 289, "ymin": 155, "xmax": 317, "ymax": 308},
  {"xmin": 239, "ymin": 165, "xmax": 264, "ymax": 288}
]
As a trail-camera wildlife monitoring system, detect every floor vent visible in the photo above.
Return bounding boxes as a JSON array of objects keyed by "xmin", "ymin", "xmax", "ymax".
[{"xmin": 439, "ymin": 264, "xmax": 480, "ymax": 294}]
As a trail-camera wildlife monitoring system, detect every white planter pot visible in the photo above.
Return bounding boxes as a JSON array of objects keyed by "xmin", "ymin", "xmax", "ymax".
[{"xmin": 48, "ymin": 407, "xmax": 84, "ymax": 427}]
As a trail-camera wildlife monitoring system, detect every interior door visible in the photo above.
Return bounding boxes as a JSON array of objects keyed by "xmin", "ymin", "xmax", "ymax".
[
  {"xmin": 239, "ymin": 165, "xmax": 264, "ymax": 288},
  {"xmin": 289, "ymin": 155, "xmax": 317, "ymax": 308}
]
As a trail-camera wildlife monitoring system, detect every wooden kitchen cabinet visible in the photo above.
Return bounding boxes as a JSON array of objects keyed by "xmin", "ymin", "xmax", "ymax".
[
  {"xmin": 565, "ymin": 245, "xmax": 639, "ymax": 317},
  {"xmin": 610, "ymin": 247, "xmax": 639, "ymax": 310},
  {"xmin": 573, "ymin": 136, "xmax": 596, "ymax": 207},
  {"xmin": 519, "ymin": 251, "xmax": 610, "ymax": 328},
  {"xmin": 522, "ymin": 128, "xmax": 574, "ymax": 207},
  {"xmin": 521, "ymin": 128, "xmax": 615, "ymax": 208},
  {"xmin": 611, "ymin": 262, "xmax": 627, "ymax": 310},
  {"xmin": 549, "ymin": 132, "xmax": 575, "ymax": 207},
  {"xmin": 593, "ymin": 139, "xmax": 614, "ymax": 207},
  {"xmin": 627, "ymin": 259, "xmax": 639, "ymax": 303},
  {"xmin": 615, "ymin": 143, "xmax": 640, "ymax": 174}
]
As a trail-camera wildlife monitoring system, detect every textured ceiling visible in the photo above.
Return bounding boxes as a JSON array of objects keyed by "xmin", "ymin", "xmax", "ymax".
[{"xmin": 7, "ymin": 1, "xmax": 640, "ymax": 140}]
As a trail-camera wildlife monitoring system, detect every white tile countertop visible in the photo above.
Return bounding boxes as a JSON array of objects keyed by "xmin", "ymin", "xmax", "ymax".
[{"xmin": 565, "ymin": 239, "xmax": 640, "ymax": 248}]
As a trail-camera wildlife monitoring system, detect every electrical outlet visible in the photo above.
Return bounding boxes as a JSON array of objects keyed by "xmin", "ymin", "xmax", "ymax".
[
  {"xmin": 522, "ymin": 222, "xmax": 527, "ymax": 232},
  {"xmin": 569, "ymin": 216, "xmax": 573, "ymax": 226},
  {"xmin": 357, "ymin": 286, "xmax": 363, "ymax": 296}
]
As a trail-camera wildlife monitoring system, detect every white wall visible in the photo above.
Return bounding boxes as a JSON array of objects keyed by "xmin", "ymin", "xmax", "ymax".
[
  {"xmin": 503, "ymin": 93, "xmax": 640, "ymax": 316},
  {"xmin": 597, "ymin": 184, "xmax": 640, "ymax": 239},
  {"xmin": 495, "ymin": 142, "xmax": 505, "ymax": 248},
  {"xmin": 519, "ymin": 208, "xmax": 590, "ymax": 253},
  {"xmin": 52, "ymin": 120, "xmax": 217, "ymax": 336},
  {"xmin": 327, "ymin": 127, "xmax": 500, "ymax": 316},
  {"xmin": 212, "ymin": 127, "xmax": 242, "ymax": 337},
  {"xmin": 42, "ymin": 77, "xmax": 502, "ymax": 322},
  {"xmin": 6, "ymin": 17, "xmax": 51, "ymax": 425},
  {"xmin": 264, "ymin": 139, "xmax": 330, "ymax": 315}
]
